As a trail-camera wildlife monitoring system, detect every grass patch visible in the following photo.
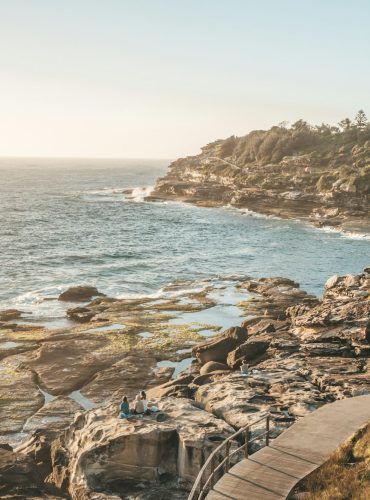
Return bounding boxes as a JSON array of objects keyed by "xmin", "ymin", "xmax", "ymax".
[{"xmin": 293, "ymin": 423, "xmax": 370, "ymax": 499}]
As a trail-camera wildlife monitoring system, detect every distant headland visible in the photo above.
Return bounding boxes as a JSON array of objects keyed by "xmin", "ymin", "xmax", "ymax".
[{"xmin": 151, "ymin": 111, "xmax": 370, "ymax": 235}]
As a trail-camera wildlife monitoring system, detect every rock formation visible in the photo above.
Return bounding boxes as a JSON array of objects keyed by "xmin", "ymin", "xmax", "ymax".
[
  {"xmin": 0, "ymin": 268, "xmax": 369, "ymax": 498},
  {"xmin": 58, "ymin": 286, "xmax": 105, "ymax": 302},
  {"xmin": 150, "ymin": 122, "xmax": 370, "ymax": 234}
]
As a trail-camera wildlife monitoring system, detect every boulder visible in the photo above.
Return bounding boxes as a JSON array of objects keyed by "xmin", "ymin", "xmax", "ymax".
[
  {"xmin": 227, "ymin": 336, "xmax": 271, "ymax": 369},
  {"xmin": 146, "ymin": 374, "xmax": 194, "ymax": 399},
  {"xmin": 324, "ymin": 275, "xmax": 340, "ymax": 290},
  {"xmin": 58, "ymin": 286, "xmax": 104, "ymax": 302},
  {"xmin": 200, "ymin": 361, "xmax": 230, "ymax": 375},
  {"xmin": 192, "ymin": 326, "xmax": 247, "ymax": 364}
]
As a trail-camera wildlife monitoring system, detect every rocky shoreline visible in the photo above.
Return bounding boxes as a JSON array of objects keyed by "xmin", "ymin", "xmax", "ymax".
[
  {"xmin": 1, "ymin": 267, "xmax": 369, "ymax": 498},
  {"xmin": 148, "ymin": 126, "xmax": 370, "ymax": 236}
]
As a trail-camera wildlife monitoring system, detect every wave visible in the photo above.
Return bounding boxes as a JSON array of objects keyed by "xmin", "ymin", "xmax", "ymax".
[
  {"xmin": 316, "ymin": 225, "xmax": 370, "ymax": 240},
  {"xmin": 223, "ymin": 204, "xmax": 282, "ymax": 220},
  {"xmin": 73, "ymin": 185, "xmax": 154, "ymax": 203},
  {"xmin": 223, "ymin": 204, "xmax": 370, "ymax": 240},
  {"xmin": 126, "ymin": 185, "xmax": 154, "ymax": 202}
]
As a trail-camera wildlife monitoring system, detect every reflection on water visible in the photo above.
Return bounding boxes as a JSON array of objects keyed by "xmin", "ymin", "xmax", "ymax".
[
  {"xmin": 156, "ymin": 357, "xmax": 194, "ymax": 379},
  {"xmin": 169, "ymin": 304, "xmax": 242, "ymax": 331},
  {"xmin": 85, "ymin": 323, "xmax": 125, "ymax": 333},
  {"xmin": 0, "ymin": 341, "xmax": 21, "ymax": 349}
]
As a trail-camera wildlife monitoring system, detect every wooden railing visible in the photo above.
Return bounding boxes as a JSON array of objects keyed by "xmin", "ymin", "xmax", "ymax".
[{"xmin": 188, "ymin": 413, "xmax": 271, "ymax": 500}]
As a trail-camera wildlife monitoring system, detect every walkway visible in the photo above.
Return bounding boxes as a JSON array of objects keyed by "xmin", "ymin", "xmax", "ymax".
[{"xmin": 206, "ymin": 395, "xmax": 370, "ymax": 499}]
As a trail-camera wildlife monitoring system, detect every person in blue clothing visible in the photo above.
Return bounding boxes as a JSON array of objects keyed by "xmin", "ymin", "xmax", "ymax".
[{"xmin": 119, "ymin": 396, "xmax": 131, "ymax": 418}]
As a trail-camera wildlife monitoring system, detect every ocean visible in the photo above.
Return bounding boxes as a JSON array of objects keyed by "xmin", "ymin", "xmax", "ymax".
[{"xmin": 1, "ymin": 157, "xmax": 369, "ymax": 324}]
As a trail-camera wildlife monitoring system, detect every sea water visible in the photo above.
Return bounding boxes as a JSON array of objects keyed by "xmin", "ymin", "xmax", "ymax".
[{"xmin": 1, "ymin": 157, "xmax": 369, "ymax": 322}]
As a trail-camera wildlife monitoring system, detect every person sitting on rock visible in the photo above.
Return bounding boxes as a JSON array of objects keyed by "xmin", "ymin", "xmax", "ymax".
[
  {"xmin": 140, "ymin": 390, "xmax": 151, "ymax": 414},
  {"xmin": 133, "ymin": 394, "xmax": 145, "ymax": 414},
  {"xmin": 119, "ymin": 396, "xmax": 132, "ymax": 419}
]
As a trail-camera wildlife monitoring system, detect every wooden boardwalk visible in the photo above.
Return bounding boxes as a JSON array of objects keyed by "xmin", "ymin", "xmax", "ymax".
[{"xmin": 206, "ymin": 395, "xmax": 370, "ymax": 499}]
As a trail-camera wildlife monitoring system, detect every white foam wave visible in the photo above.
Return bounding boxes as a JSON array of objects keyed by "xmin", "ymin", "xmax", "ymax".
[
  {"xmin": 129, "ymin": 185, "xmax": 154, "ymax": 202},
  {"xmin": 223, "ymin": 204, "xmax": 282, "ymax": 220},
  {"xmin": 75, "ymin": 187, "xmax": 125, "ymax": 203},
  {"xmin": 316, "ymin": 225, "xmax": 370, "ymax": 240},
  {"xmin": 73, "ymin": 185, "xmax": 155, "ymax": 203}
]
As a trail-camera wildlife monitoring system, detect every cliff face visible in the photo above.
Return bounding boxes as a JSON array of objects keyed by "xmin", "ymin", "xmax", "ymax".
[{"xmin": 152, "ymin": 122, "xmax": 370, "ymax": 232}]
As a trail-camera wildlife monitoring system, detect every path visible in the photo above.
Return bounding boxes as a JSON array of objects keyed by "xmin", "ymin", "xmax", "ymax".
[{"xmin": 206, "ymin": 394, "xmax": 370, "ymax": 499}]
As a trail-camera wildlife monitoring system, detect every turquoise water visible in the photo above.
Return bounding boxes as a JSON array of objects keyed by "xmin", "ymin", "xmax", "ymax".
[{"xmin": 1, "ymin": 157, "xmax": 369, "ymax": 321}]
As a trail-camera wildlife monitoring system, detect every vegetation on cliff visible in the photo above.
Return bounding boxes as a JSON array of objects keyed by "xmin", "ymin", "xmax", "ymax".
[
  {"xmin": 199, "ymin": 110, "xmax": 370, "ymax": 196},
  {"xmin": 208, "ymin": 110, "xmax": 370, "ymax": 166},
  {"xmin": 153, "ymin": 111, "xmax": 370, "ymax": 229}
]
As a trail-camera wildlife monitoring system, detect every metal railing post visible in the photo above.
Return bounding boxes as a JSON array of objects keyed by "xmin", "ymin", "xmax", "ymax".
[
  {"xmin": 244, "ymin": 426, "xmax": 249, "ymax": 458},
  {"xmin": 198, "ymin": 475, "xmax": 203, "ymax": 500},
  {"xmin": 187, "ymin": 413, "xmax": 270, "ymax": 500},
  {"xmin": 225, "ymin": 440, "xmax": 231, "ymax": 472},
  {"xmin": 210, "ymin": 456, "xmax": 215, "ymax": 489}
]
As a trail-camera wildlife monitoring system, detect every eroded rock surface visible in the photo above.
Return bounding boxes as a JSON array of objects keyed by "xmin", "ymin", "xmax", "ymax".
[
  {"xmin": 46, "ymin": 398, "xmax": 234, "ymax": 499},
  {"xmin": 192, "ymin": 326, "xmax": 247, "ymax": 364},
  {"xmin": 1, "ymin": 269, "xmax": 370, "ymax": 498}
]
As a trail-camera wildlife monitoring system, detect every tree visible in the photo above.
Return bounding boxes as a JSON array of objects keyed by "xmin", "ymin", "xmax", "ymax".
[
  {"xmin": 291, "ymin": 119, "xmax": 311, "ymax": 131},
  {"xmin": 315, "ymin": 123, "xmax": 334, "ymax": 136},
  {"xmin": 338, "ymin": 118, "xmax": 352, "ymax": 131},
  {"xmin": 278, "ymin": 120, "xmax": 289, "ymax": 129},
  {"xmin": 354, "ymin": 109, "xmax": 368, "ymax": 129}
]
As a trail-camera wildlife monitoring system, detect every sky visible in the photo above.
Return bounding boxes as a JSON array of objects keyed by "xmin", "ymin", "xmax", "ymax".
[{"xmin": 0, "ymin": 0, "xmax": 370, "ymax": 159}]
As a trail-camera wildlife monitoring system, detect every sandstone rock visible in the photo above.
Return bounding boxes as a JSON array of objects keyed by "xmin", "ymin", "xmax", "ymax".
[
  {"xmin": 23, "ymin": 396, "xmax": 83, "ymax": 434},
  {"xmin": 0, "ymin": 309, "xmax": 24, "ymax": 322},
  {"xmin": 0, "ymin": 354, "xmax": 44, "ymax": 435},
  {"xmin": 46, "ymin": 398, "xmax": 234, "ymax": 498},
  {"xmin": 192, "ymin": 326, "xmax": 247, "ymax": 364},
  {"xmin": 248, "ymin": 320, "xmax": 276, "ymax": 335},
  {"xmin": 0, "ymin": 445, "xmax": 44, "ymax": 497},
  {"xmin": 227, "ymin": 336, "xmax": 271, "ymax": 369},
  {"xmin": 81, "ymin": 353, "xmax": 175, "ymax": 404},
  {"xmin": 66, "ymin": 306, "xmax": 96, "ymax": 322},
  {"xmin": 200, "ymin": 361, "xmax": 229, "ymax": 375},
  {"xmin": 288, "ymin": 402, "xmax": 319, "ymax": 417},
  {"xmin": 24, "ymin": 335, "xmax": 111, "ymax": 395},
  {"xmin": 344, "ymin": 274, "xmax": 360, "ymax": 288},
  {"xmin": 324, "ymin": 275, "xmax": 340, "ymax": 290},
  {"xmin": 58, "ymin": 286, "xmax": 104, "ymax": 302},
  {"xmin": 1, "ymin": 269, "xmax": 370, "ymax": 499},
  {"xmin": 146, "ymin": 374, "xmax": 194, "ymax": 399}
]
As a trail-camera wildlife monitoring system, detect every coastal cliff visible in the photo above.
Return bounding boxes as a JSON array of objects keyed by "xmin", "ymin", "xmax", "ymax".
[{"xmin": 151, "ymin": 113, "xmax": 370, "ymax": 234}]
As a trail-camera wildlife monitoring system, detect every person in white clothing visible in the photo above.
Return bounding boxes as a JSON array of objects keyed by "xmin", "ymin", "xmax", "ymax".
[{"xmin": 140, "ymin": 390, "xmax": 150, "ymax": 414}]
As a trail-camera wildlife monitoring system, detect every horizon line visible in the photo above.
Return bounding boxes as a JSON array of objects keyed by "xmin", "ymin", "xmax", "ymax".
[{"xmin": 0, "ymin": 155, "xmax": 174, "ymax": 161}]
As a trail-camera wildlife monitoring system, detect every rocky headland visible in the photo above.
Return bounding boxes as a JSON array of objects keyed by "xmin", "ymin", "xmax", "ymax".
[
  {"xmin": 0, "ymin": 266, "xmax": 370, "ymax": 498},
  {"xmin": 150, "ymin": 115, "xmax": 370, "ymax": 235}
]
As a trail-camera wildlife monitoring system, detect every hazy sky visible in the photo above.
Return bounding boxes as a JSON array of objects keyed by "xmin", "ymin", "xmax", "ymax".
[{"xmin": 1, "ymin": 0, "xmax": 369, "ymax": 158}]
